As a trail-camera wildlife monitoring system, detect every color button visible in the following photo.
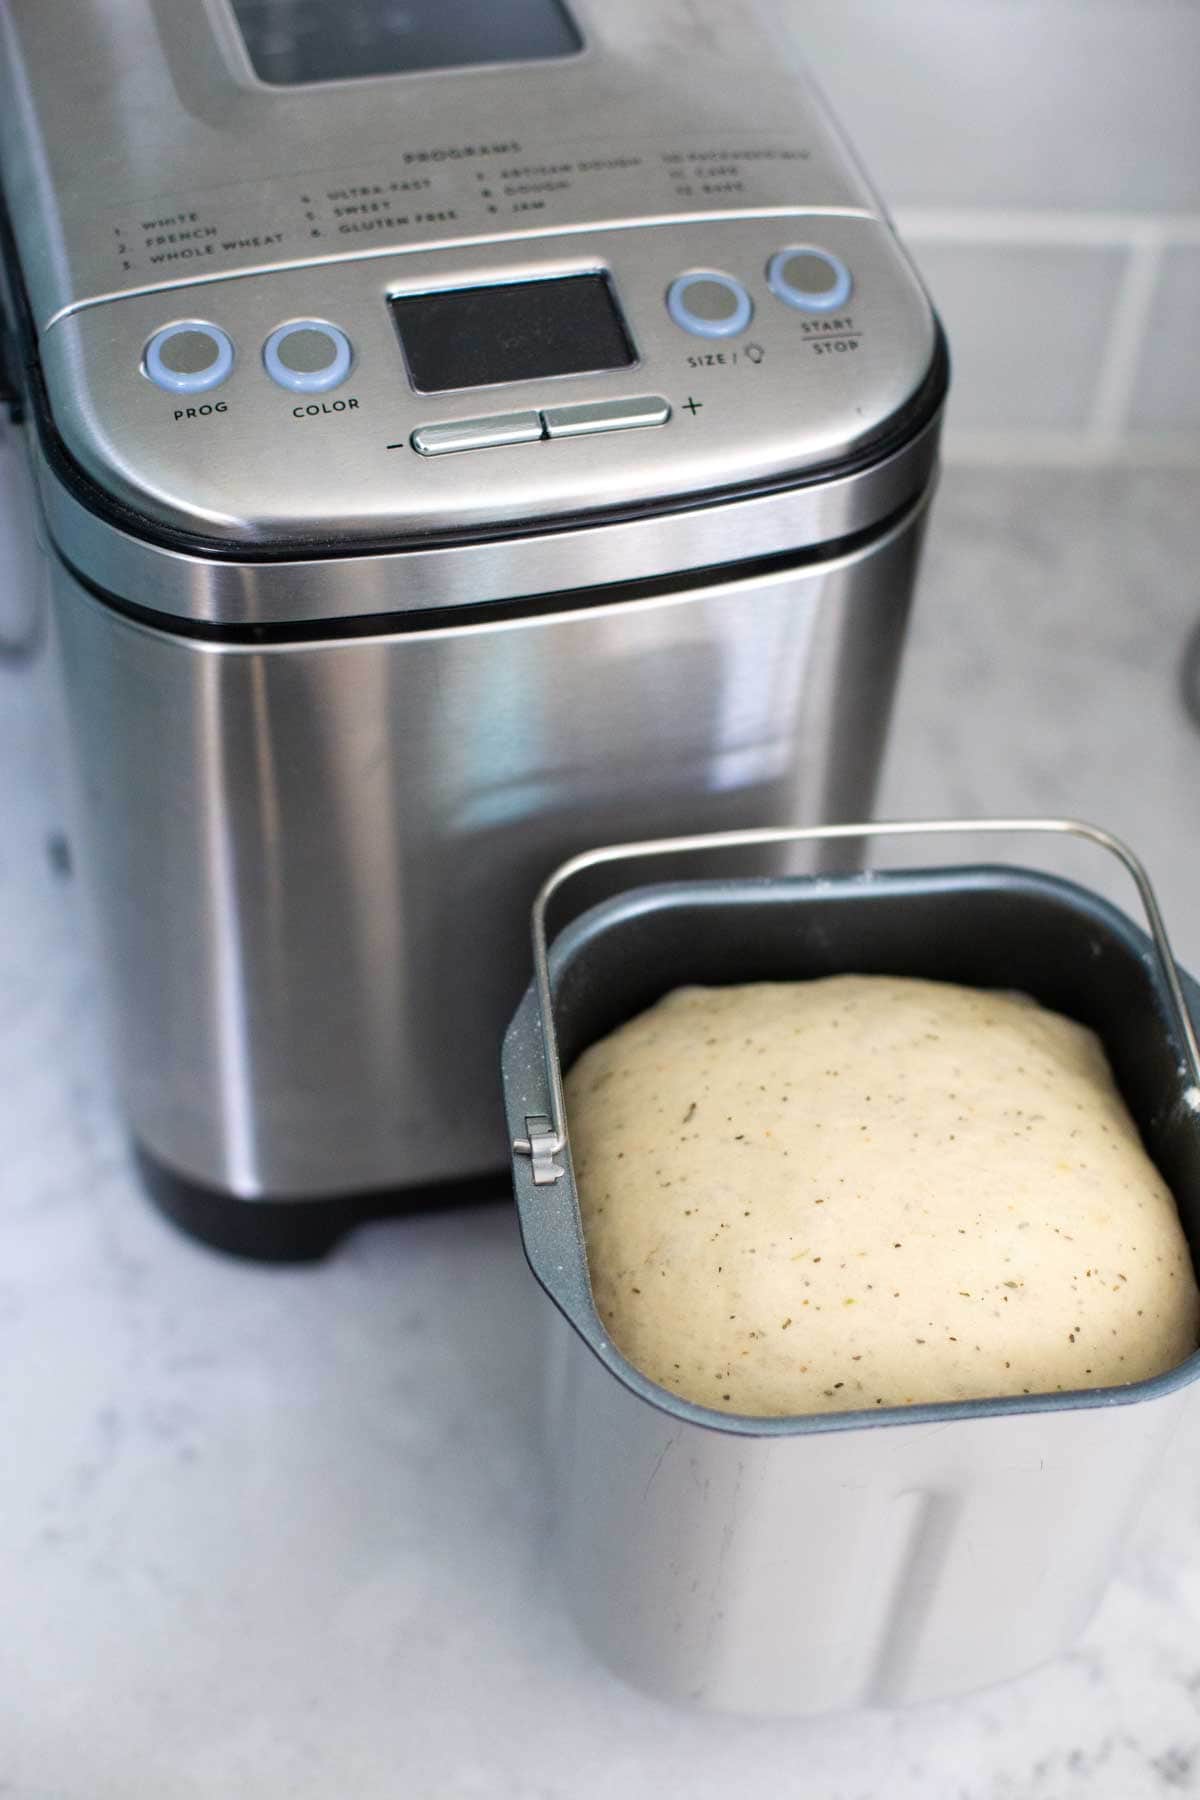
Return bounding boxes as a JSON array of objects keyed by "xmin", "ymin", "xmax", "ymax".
[
  {"xmin": 263, "ymin": 320, "xmax": 353, "ymax": 393},
  {"xmin": 144, "ymin": 322, "xmax": 234, "ymax": 394},
  {"xmin": 767, "ymin": 247, "xmax": 853, "ymax": 313},
  {"xmin": 666, "ymin": 272, "xmax": 753, "ymax": 339}
]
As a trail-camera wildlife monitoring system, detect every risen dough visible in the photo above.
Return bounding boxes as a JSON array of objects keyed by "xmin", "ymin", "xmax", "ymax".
[{"xmin": 566, "ymin": 976, "xmax": 1200, "ymax": 1416}]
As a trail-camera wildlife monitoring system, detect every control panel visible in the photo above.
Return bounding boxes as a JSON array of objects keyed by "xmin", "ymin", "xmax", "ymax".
[{"xmin": 41, "ymin": 213, "xmax": 936, "ymax": 546}]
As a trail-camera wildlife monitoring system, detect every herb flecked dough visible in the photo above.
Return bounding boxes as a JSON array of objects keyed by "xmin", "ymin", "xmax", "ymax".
[{"xmin": 565, "ymin": 976, "xmax": 1200, "ymax": 1416}]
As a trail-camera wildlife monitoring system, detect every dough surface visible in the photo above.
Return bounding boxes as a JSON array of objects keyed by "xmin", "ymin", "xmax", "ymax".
[{"xmin": 565, "ymin": 976, "xmax": 1200, "ymax": 1416}]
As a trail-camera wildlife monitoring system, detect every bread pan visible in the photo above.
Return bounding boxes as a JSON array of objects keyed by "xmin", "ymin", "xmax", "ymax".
[{"xmin": 502, "ymin": 820, "xmax": 1200, "ymax": 1716}]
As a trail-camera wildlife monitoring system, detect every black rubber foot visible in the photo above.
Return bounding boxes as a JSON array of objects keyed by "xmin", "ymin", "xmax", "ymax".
[{"xmin": 134, "ymin": 1143, "xmax": 510, "ymax": 1262}]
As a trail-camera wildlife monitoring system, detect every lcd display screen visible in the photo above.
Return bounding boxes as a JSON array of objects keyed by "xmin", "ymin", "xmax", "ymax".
[
  {"xmin": 232, "ymin": 0, "xmax": 582, "ymax": 85},
  {"xmin": 391, "ymin": 275, "xmax": 637, "ymax": 394}
]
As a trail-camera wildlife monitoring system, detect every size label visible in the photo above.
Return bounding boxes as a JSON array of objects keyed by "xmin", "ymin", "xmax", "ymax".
[{"xmin": 685, "ymin": 345, "xmax": 768, "ymax": 369}]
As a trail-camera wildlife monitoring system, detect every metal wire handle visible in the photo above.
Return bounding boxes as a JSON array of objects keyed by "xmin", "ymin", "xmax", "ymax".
[{"xmin": 512, "ymin": 817, "xmax": 1200, "ymax": 1184}]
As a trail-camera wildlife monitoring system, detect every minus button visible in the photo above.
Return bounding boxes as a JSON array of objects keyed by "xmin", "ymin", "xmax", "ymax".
[{"xmin": 411, "ymin": 410, "xmax": 543, "ymax": 455}]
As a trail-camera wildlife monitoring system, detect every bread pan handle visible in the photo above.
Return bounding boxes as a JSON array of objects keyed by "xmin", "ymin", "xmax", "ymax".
[{"xmin": 512, "ymin": 817, "xmax": 1200, "ymax": 1184}]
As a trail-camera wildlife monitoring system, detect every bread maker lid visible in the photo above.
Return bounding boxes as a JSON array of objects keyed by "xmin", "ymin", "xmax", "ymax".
[{"xmin": 0, "ymin": 0, "xmax": 946, "ymax": 618}]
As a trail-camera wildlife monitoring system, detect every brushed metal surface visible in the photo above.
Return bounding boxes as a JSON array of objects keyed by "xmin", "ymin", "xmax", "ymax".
[
  {"xmin": 33, "ymin": 410, "xmax": 941, "ymax": 626},
  {"xmin": 51, "ymin": 495, "xmax": 928, "ymax": 1199},
  {"xmin": 549, "ymin": 1316, "xmax": 1188, "ymax": 1713},
  {"xmin": 36, "ymin": 213, "xmax": 935, "ymax": 545},
  {"xmin": 0, "ymin": 0, "xmax": 876, "ymax": 328}
]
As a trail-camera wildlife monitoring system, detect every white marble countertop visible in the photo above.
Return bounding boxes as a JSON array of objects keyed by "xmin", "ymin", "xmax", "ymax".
[{"xmin": 4, "ymin": 458, "xmax": 1200, "ymax": 1798}]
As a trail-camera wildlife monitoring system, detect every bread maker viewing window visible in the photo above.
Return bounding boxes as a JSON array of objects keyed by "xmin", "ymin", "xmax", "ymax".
[{"xmin": 229, "ymin": 0, "xmax": 584, "ymax": 85}]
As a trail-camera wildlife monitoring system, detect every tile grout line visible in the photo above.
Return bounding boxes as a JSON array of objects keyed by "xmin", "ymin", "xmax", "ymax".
[
  {"xmin": 940, "ymin": 430, "xmax": 1200, "ymax": 469},
  {"xmin": 1089, "ymin": 231, "xmax": 1166, "ymax": 450},
  {"xmin": 894, "ymin": 206, "xmax": 1200, "ymax": 247},
  {"xmin": 893, "ymin": 207, "xmax": 1199, "ymax": 463}
]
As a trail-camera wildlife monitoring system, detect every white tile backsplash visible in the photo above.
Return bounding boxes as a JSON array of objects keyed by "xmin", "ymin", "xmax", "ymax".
[
  {"xmin": 771, "ymin": 0, "xmax": 1200, "ymax": 461},
  {"xmin": 787, "ymin": 0, "xmax": 1200, "ymax": 216},
  {"xmin": 906, "ymin": 241, "xmax": 1128, "ymax": 431}
]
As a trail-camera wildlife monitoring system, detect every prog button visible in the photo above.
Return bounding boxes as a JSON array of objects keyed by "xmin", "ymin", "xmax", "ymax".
[
  {"xmin": 263, "ymin": 320, "xmax": 353, "ymax": 393},
  {"xmin": 666, "ymin": 271, "xmax": 753, "ymax": 339},
  {"xmin": 144, "ymin": 322, "xmax": 234, "ymax": 394},
  {"xmin": 767, "ymin": 247, "xmax": 853, "ymax": 313}
]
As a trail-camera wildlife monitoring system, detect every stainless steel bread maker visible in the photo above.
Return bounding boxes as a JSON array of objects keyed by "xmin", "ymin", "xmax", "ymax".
[{"xmin": 0, "ymin": 0, "xmax": 947, "ymax": 1255}]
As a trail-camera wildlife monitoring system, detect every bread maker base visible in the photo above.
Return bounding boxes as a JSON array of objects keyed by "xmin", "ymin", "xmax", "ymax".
[{"xmin": 134, "ymin": 1147, "xmax": 510, "ymax": 1262}]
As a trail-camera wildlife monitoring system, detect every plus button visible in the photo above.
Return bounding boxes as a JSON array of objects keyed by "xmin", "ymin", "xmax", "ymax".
[{"xmin": 682, "ymin": 396, "xmax": 703, "ymax": 414}]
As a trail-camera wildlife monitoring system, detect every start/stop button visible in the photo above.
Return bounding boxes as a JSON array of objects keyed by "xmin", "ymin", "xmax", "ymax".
[{"xmin": 767, "ymin": 247, "xmax": 853, "ymax": 313}]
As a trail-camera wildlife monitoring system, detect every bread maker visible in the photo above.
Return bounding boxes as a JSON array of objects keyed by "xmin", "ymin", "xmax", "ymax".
[{"xmin": 0, "ymin": 0, "xmax": 947, "ymax": 1256}]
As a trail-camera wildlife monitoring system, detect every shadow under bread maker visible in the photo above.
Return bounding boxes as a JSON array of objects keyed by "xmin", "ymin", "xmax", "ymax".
[{"xmin": 0, "ymin": 0, "xmax": 947, "ymax": 1258}]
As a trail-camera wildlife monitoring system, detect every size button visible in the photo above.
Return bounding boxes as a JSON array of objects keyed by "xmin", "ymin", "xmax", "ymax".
[
  {"xmin": 666, "ymin": 271, "xmax": 753, "ymax": 339},
  {"xmin": 144, "ymin": 322, "xmax": 234, "ymax": 394}
]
